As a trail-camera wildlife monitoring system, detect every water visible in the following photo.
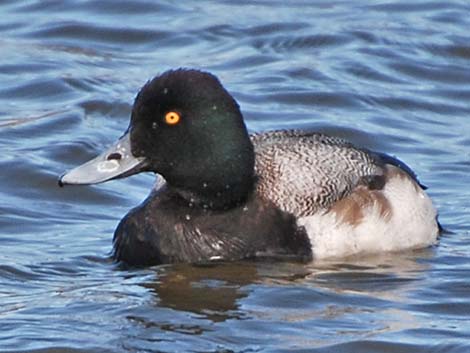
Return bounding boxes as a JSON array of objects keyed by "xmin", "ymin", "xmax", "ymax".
[{"xmin": 1, "ymin": 1, "xmax": 469, "ymax": 352}]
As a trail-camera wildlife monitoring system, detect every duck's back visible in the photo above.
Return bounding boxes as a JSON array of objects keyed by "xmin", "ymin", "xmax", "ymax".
[
  {"xmin": 252, "ymin": 130, "xmax": 384, "ymax": 216},
  {"xmin": 251, "ymin": 130, "xmax": 439, "ymax": 259}
]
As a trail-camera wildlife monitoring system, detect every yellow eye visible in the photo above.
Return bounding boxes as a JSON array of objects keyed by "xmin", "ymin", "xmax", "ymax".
[{"xmin": 164, "ymin": 111, "xmax": 181, "ymax": 125}]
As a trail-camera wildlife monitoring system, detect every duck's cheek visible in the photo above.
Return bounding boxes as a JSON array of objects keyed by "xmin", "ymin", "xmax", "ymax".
[{"xmin": 59, "ymin": 132, "xmax": 148, "ymax": 186}]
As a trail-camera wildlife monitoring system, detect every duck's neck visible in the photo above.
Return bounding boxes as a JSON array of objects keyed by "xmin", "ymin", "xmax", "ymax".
[
  {"xmin": 169, "ymin": 139, "xmax": 255, "ymax": 210},
  {"xmin": 172, "ymin": 177, "xmax": 255, "ymax": 210}
]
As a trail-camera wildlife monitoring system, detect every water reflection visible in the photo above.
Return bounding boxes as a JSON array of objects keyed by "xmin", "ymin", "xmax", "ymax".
[
  {"xmin": 306, "ymin": 249, "xmax": 435, "ymax": 301},
  {"xmin": 135, "ymin": 249, "xmax": 434, "ymax": 326},
  {"xmin": 142, "ymin": 263, "xmax": 259, "ymax": 323},
  {"xmin": 112, "ymin": 250, "xmax": 439, "ymax": 353}
]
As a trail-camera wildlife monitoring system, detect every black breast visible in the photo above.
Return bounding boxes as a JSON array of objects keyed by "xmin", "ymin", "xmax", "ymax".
[{"xmin": 112, "ymin": 186, "xmax": 312, "ymax": 266}]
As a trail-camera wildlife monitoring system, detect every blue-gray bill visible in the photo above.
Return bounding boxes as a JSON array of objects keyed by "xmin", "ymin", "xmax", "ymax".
[{"xmin": 58, "ymin": 132, "xmax": 147, "ymax": 187}]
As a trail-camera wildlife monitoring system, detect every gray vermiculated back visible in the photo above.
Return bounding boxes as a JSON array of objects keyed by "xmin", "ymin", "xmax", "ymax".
[{"xmin": 251, "ymin": 130, "xmax": 384, "ymax": 217}]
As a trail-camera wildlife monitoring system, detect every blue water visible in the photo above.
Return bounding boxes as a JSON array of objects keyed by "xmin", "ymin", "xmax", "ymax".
[{"xmin": 1, "ymin": 1, "xmax": 469, "ymax": 352}]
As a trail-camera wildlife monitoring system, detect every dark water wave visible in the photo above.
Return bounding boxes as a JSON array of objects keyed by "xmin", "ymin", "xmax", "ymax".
[{"xmin": 1, "ymin": 0, "xmax": 469, "ymax": 352}]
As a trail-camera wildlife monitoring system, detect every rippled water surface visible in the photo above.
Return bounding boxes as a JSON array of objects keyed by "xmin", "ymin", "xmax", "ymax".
[{"xmin": 1, "ymin": 1, "xmax": 470, "ymax": 352}]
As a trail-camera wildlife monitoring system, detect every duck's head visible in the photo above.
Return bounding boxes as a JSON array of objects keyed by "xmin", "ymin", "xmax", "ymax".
[{"xmin": 59, "ymin": 69, "xmax": 255, "ymax": 209}]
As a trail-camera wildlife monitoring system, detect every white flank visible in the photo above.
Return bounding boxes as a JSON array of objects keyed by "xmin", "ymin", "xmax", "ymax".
[{"xmin": 298, "ymin": 170, "xmax": 439, "ymax": 260}]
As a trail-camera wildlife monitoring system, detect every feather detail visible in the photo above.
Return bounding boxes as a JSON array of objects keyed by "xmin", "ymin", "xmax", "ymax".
[{"xmin": 251, "ymin": 130, "xmax": 383, "ymax": 216}]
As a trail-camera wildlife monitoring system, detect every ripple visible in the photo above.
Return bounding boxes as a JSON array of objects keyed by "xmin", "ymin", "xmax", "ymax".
[
  {"xmin": 245, "ymin": 22, "xmax": 309, "ymax": 36},
  {"xmin": 365, "ymin": 1, "xmax": 463, "ymax": 13},
  {"xmin": 16, "ymin": 0, "xmax": 179, "ymax": 15},
  {"xmin": 78, "ymin": 0, "xmax": 180, "ymax": 15},
  {"xmin": 312, "ymin": 340, "xmax": 459, "ymax": 353},
  {"xmin": 211, "ymin": 54, "xmax": 277, "ymax": 70},
  {"xmin": 0, "ymin": 62, "xmax": 57, "ymax": 74},
  {"xmin": 27, "ymin": 21, "xmax": 171, "ymax": 46},
  {"xmin": 428, "ymin": 88, "xmax": 470, "ymax": 101},
  {"xmin": 263, "ymin": 91, "xmax": 363, "ymax": 108},
  {"xmin": 253, "ymin": 34, "xmax": 352, "ymax": 53},
  {"xmin": 388, "ymin": 61, "xmax": 470, "ymax": 85},
  {"xmin": 0, "ymin": 265, "xmax": 43, "ymax": 281},
  {"xmin": 79, "ymin": 99, "xmax": 131, "ymax": 119},
  {"xmin": 369, "ymin": 95, "xmax": 470, "ymax": 115},
  {"xmin": 425, "ymin": 43, "xmax": 470, "ymax": 61},
  {"xmin": 6, "ymin": 348, "xmax": 112, "ymax": 353},
  {"xmin": 343, "ymin": 61, "xmax": 406, "ymax": 84},
  {"xmin": 0, "ymin": 78, "xmax": 75, "ymax": 101}
]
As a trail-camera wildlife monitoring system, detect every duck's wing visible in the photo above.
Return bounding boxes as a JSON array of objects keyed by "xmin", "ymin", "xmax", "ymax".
[{"xmin": 251, "ymin": 130, "xmax": 385, "ymax": 217}]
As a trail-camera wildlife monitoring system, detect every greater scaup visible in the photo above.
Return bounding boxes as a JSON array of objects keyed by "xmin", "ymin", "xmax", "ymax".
[{"xmin": 59, "ymin": 69, "xmax": 439, "ymax": 266}]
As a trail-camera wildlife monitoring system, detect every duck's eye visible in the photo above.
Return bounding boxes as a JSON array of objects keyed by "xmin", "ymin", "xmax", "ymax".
[{"xmin": 164, "ymin": 111, "xmax": 181, "ymax": 125}]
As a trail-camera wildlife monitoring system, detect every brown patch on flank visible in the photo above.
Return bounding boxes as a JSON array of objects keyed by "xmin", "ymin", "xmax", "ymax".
[
  {"xmin": 329, "ymin": 186, "xmax": 392, "ymax": 226},
  {"xmin": 328, "ymin": 165, "xmax": 421, "ymax": 226}
]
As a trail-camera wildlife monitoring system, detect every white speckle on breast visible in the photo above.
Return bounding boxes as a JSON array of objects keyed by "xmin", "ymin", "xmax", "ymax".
[{"xmin": 212, "ymin": 240, "xmax": 224, "ymax": 251}]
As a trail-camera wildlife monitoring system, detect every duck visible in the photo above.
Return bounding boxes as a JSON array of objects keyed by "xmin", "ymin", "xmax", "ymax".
[{"xmin": 59, "ymin": 69, "xmax": 440, "ymax": 266}]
